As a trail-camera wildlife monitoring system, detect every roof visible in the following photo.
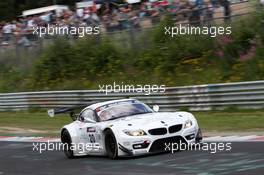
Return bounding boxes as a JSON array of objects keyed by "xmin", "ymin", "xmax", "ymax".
[{"xmin": 85, "ymin": 98, "xmax": 136, "ymax": 111}]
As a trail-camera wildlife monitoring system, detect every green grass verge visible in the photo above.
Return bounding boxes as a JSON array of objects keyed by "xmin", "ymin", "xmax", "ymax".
[
  {"xmin": 193, "ymin": 110, "xmax": 264, "ymax": 132},
  {"xmin": 0, "ymin": 112, "xmax": 71, "ymax": 137},
  {"xmin": 0, "ymin": 110, "xmax": 263, "ymax": 137}
]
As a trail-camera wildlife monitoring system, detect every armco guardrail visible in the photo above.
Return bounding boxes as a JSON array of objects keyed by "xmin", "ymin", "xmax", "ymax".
[{"xmin": 0, "ymin": 80, "xmax": 264, "ymax": 111}]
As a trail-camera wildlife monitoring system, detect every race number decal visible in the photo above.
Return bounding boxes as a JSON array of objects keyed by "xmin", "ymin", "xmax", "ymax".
[{"xmin": 88, "ymin": 134, "xmax": 96, "ymax": 143}]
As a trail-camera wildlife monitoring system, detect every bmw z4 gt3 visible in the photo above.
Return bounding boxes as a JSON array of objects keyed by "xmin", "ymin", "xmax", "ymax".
[{"xmin": 48, "ymin": 99, "xmax": 202, "ymax": 159}]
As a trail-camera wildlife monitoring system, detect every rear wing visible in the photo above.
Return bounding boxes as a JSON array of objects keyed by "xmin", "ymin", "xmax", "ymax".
[
  {"xmin": 47, "ymin": 105, "xmax": 87, "ymax": 121},
  {"xmin": 47, "ymin": 107, "xmax": 75, "ymax": 117}
]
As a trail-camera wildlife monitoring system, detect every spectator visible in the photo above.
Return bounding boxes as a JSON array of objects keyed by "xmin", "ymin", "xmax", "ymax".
[
  {"xmin": 17, "ymin": 27, "xmax": 31, "ymax": 47},
  {"xmin": 130, "ymin": 11, "xmax": 141, "ymax": 29},
  {"xmin": 221, "ymin": 0, "xmax": 231, "ymax": 22},
  {"xmin": 139, "ymin": 2, "xmax": 147, "ymax": 18},
  {"xmin": 76, "ymin": 8, "xmax": 84, "ymax": 18},
  {"xmin": 204, "ymin": 1, "xmax": 214, "ymax": 26},
  {"xmin": 149, "ymin": 2, "xmax": 160, "ymax": 25},
  {"xmin": 169, "ymin": 0, "xmax": 180, "ymax": 16},
  {"xmin": 210, "ymin": 0, "xmax": 218, "ymax": 8},
  {"xmin": 0, "ymin": 0, "xmax": 235, "ymax": 47},
  {"xmin": 2, "ymin": 22, "xmax": 15, "ymax": 44},
  {"xmin": 117, "ymin": 7, "xmax": 130, "ymax": 30},
  {"xmin": 189, "ymin": 3, "xmax": 201, "ymax": 26}
]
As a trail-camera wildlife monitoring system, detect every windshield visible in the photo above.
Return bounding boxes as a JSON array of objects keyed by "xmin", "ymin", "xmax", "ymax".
[{"xmin": 96, "ymin": 101, "xmax": 153, "ymax": 121}]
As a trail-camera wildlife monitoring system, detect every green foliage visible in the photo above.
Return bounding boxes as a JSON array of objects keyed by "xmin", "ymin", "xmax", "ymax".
[
  {"xmin": 31, "ymin": 37, "xmax": 124, "ymax": 90},
  {"xmin": 0, "ymin": 0, "xmax": 15, "ymax": 21}
]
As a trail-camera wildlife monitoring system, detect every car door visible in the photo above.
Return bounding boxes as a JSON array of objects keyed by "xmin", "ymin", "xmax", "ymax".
[{"xmin": 77, "ymin": 109, "xmax": 101, "ymax": 154}]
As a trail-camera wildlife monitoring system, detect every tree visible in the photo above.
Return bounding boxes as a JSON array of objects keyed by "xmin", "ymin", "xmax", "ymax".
[{"xmin": 0, "ymin": 0, "xmax": 15, "ymax": 21}]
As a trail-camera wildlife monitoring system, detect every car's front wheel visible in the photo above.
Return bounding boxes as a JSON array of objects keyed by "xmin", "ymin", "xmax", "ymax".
[
  {"xmin": 104, "ymin": 129, "xmax": 118, "ymax": 159},
  {"xmin": 195, "ymin": 128, "xmax": 203, "ymax": 143},
  {"xmin": 61, "ymin": 130, "xmax": 75, "ymax": 159}
]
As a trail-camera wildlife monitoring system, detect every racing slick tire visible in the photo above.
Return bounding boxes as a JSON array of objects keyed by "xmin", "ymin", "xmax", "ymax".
[
  {"xmin": 104, "ymin": 129, "xmax": 118, "ymax": 159},
  {"xmin": 195, "ymin": 128, "xmax": 203, "ymax": 143},
  {"xmin": 61, "ymin": 130, "xmax": 75, "ymax": 159}
]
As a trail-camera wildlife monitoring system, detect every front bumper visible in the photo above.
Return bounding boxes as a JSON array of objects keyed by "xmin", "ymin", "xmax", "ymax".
[{"xmin": 118, "ymin": 127, "xmax": 202, "ymax": 156}]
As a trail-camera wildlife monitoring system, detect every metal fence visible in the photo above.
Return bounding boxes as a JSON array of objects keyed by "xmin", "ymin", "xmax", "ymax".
[{"xmin": 0, "ymin": 80, "xmax": 263, "ymax": 112}]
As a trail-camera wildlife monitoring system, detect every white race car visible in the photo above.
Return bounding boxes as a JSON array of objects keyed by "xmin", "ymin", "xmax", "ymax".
[{"xmin": 48, "ymin": 99, "xmax": 202, "ymax": 159}]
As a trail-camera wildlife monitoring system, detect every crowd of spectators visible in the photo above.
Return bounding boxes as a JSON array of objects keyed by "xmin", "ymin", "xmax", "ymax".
[{"xmin": 0, "ymin": 0, "xmax": 240, "ymax": 47}]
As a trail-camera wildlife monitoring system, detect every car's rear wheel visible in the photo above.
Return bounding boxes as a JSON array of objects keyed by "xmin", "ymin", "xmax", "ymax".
[
  {"xmin": 105, "ymin": 129, "xmax": 118, "ymax": 159},
  {"xmin": 61, "ymin": 130, "xmax": 75, "ymax": 159}
]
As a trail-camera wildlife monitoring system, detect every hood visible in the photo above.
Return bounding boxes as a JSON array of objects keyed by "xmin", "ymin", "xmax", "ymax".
[{"xmin": 103, "ymin": 112, "xmax": 189, "ymax": 131}]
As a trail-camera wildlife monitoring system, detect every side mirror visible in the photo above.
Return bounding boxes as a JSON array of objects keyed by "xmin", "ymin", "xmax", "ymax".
[
  {"xmin": 70, "ymin": 112, "xmax": 78, "ymax": 121},
  {"xmin": 153, "ymin": 105, "xmax": 160, "ymax": 112}
]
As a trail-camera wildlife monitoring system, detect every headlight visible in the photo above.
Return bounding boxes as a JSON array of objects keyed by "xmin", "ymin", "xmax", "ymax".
[
  {"xmin": 184, "ymin": 120, "xmax": 193, "ymax": 129},
  {"xmin": 123, "ymin": 129, "xmax": 147, "ymax": 136}
]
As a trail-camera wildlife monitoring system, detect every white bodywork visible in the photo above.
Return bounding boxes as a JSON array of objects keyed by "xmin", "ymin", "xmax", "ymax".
[{"xmin": 61, "ymin": 99, "xmax": 201, "ymax": 157}]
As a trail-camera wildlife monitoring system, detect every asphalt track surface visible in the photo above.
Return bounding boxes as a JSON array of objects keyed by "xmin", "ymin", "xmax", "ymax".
[{"xmin": 0, "ymin": 142, "xmax": 263, "ymax": 175}]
